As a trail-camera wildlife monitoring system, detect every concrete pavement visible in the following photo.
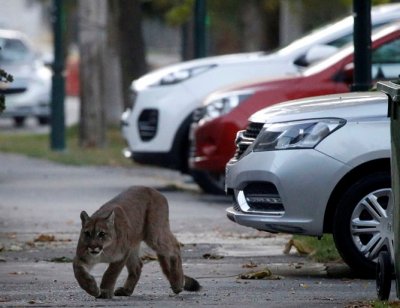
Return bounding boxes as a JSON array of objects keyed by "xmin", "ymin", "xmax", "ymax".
[{"xmin": 0, "ymin": 152, "xmax": 391, "ymax": 306}]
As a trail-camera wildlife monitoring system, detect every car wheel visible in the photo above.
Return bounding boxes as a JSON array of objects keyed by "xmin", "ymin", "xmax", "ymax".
[
  {"xmin": 13, "ymin": 116, "xmax": 26, "ymax": 127},
  {"xmin": 190, "ymin": 170, "xmax": 225, "ymax": 195},
  {"xmin": 332, "ymin": 172, "xmax": 392, "ymax": 275},
  {"xmin": 37, "ymin": 116, "xmax": 50, "ymax": 126}
]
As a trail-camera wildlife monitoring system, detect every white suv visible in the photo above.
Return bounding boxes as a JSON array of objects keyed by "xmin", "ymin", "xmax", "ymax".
[
  {"xmin": 225, "ymin": 91, "xmax": 391, "ymax": 275},
  {"xmin": 0, "ymin": 29, "xmax": 51, "ymax": 127},
  {"xmin": 121, "ymin": 4, "xmax": 400, "ymax": 176}
]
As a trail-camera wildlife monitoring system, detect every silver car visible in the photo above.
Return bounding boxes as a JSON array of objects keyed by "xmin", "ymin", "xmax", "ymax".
[
  {"xmin": 225, "ymin": 92, "xmax": 391, "ymax": 275},
  {"xmin": 0, "ymin": 29, "xmax": 51, "ymax": 126}
]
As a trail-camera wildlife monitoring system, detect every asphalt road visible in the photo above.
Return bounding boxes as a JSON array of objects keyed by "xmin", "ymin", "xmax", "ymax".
[{"xmin": 0, "ymin": 152, "xmax": 394, "ymax": 307}]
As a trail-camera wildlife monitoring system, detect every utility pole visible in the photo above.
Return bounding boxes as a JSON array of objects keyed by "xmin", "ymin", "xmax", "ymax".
[
  {"xmin": 194, "ymin": 0, "xmax": 207, "ymax": 58},
  {"xmin": 51, "ymin": 0, "xmax": 66, "ymax": 151},
  {"xmin": 351, "ymin": 0, "xmax": 372, "ymax": 92}
]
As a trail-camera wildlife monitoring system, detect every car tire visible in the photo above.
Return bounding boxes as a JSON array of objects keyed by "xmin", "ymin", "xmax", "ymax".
[
  {"xmin": 190, "ymin": 170, "xmax": 225, "ymax": 195},
  {"xmin": 332, "ymin": 172, "xmax": 391, "ymax": 276},
  {"xmin": 37, "ymin": 116, "xmax": 50, "ymax": 126},
  {"xmin": 376, "ymin": 251, "xmax": 392, "ymax": 301},
  {"xmin": 13, "ymin": 116, "xmax": 25, "ymax": 127}
]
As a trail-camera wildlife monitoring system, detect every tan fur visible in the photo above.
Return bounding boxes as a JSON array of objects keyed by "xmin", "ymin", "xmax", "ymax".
[{"xmin": 73, "ymin": 186, "xmax": 201, "ymax": 299}]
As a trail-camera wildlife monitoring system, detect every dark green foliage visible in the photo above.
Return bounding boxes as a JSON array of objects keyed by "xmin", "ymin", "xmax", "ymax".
[{"xmin": 0, "ymin": 67, "xmax": 14, "ymax": 114}]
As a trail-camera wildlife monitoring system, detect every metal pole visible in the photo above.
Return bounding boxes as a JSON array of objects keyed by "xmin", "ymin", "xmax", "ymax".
[
  {"xmin": 51, "ymin": 0, "xmax": 66, "ymax": 151},
  {"xmin": 351, "ymin": 0, "xmax": 372, "ymax": 92},
  {"xmin": 194, "ymin": 0, "xmax": 207, "ymax": 58}
]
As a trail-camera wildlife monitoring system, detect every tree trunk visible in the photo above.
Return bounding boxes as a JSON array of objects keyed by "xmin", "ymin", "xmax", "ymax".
[
  {"xmin": 78, "ymin": 0, "xmax": 107, "ymax": 147},
  {"xmin": 104, "ymin": 1, "xmax": 124, "ymax": 125},
  {"xmin": 111, "ymin": 0, "xmax": 147, "ymax": 110},
  {"xmin": 240, "ymin": 0, "xmax": 264, "ymax": 51}
]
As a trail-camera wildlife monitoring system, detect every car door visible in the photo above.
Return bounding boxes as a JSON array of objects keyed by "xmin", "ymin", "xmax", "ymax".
[{"xmin": 371, "ymin": 37, "xmax": 400, "ymax": 81}]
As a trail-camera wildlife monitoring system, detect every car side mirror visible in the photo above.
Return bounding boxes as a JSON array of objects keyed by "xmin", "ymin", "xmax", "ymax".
[
  {"xmin": 335, "ymin": 62, "xmax": 354, "ymax": 84},
  {"xmin": 304, "ymin": 45, "xmax": 338, "ymax": 65}
]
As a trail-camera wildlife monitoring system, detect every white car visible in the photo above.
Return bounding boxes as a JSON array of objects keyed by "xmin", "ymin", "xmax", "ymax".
[
  {"xmin": 0, "ymin": 29, "xmax": 51, "ymax": 126},
  {"xmin": 121, "ymin": 4, "xmax": 400, "ymax": 177},
  {"xmin": 225, "ymin": 91, "xmax": 391, "ymax": 275}
]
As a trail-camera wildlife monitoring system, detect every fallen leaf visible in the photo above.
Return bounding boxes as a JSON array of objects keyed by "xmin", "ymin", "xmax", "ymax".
[
  {"xmin": 6, "ymin": 233, "xmax": 16, "ymax": 239},
  {"xmin": 238, "ymin": 268, "xmax": 281, "ymax": 280},
  {"xmin": 283, "ymin": 239, "xmax": 314, "ymax": 256},
  {"xmin": 0, "ymin": 297, "xmax": 10, "ymax": 303},
  {"xmin": 34, "ymin": 234, "xmax": 55, "ymax": 242},
  {"xmin": 25, "ymin": 241, "xmax": 36, "ymax": 247},
  {"xmin": 9, "ymin": 271, "xmax": 28, "ymax": 275},
  {"xmin": 242, "ymin": 261, "xmax": 258, "ymax": 268},
  {"xmin": 50, "ymin": 256, "xmax": 73, "ymax": 263},
  {"xmin": 203, "ymin": 253, "xmax": 224, "ymax": 260},
  {"xmin": 8, "ymin": 244, "xmax": 23, "ymax": 252},
  {"xmin": 140, "ymin": 254, "xmax": 158, "ymax": 263}
]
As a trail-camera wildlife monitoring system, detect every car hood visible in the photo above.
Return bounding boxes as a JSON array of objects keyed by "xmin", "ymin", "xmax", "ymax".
[
  {"xmin": 133, "ymin": 51, "xmax": 273, "ymax": 90},
  {"xmin": 249, "ymin": 92, "xmax": 389, "ymax": 124}
]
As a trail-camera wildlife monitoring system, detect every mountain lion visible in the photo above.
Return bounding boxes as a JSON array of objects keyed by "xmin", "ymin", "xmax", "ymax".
[{"xmin": 73, "ymin": 186, "xmax": 201, "ymax": 299}]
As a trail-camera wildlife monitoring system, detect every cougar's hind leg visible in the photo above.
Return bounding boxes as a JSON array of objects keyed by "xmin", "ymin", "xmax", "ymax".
[
  {"xmin": 114, "ymin": 246, "xmax": 143, "ymax": 296},
  {"xmin": 145, "ymin": 191, "xmax": 184, "ymax": 294},
  {"xmin": 157, "ymin": 251, "xmax": 184, "ymax": 294},
  {"xmin": 146, "ymin": 232, "xmax": 185, "ymax": 294}
]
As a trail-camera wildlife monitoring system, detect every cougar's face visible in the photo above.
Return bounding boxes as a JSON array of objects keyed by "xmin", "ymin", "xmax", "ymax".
[
  {"xmin": 79, "ymin": 210, "xmax": 115, "ymax": 257},
  {"xmin": 81, "ymin": 221, "xmax": 113, "ymax": 256}
]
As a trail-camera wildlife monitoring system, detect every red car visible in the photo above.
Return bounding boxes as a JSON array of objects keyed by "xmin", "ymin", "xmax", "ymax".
[{"xmin": 189, "ymin": 23, "xmax": 400, "ymax": 194}]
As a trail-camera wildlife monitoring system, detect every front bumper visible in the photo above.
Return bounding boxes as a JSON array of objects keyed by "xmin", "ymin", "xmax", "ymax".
[
  {"xmin": 225, "ymin": 149, "xmax": 350, "ymax": 236},
  {"xmin": 121, "ymin": 83, "xmax": 195, "ymax": 154},
  {"xmin": 1, "ymin": 88, "xmax": 50, "ymax": 119},
  {"xmin": 189, "ymin": 116, "xmax": 241, "ymax": 173}
]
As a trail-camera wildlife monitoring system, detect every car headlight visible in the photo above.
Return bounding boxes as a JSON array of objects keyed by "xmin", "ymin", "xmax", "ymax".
[
  {"xmin": 252, "ymin": 118, "xmax": 346, "ymax": 152},
  {"xmin": 203, "ymin": 90, "xmax": 254, "ymax": 120},
  {"xmin": 159, "ymin": 64, "xmax": 216, "ymax": 85}
]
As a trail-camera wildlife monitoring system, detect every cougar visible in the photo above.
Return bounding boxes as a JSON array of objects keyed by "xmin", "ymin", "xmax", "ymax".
[{"xmin": 73, "ymin": 186, "xmax": 201, "ymax": 299}]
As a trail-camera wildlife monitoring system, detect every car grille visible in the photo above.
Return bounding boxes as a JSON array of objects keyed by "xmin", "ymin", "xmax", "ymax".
[
  {"xmin": 244, "ymin": 182, "xmax": 284, "ymax": 212},
  {"xmin": 234, "ymin": 121, "xmax": 264, "ymax": 159},
  {"xmin": 138, "ymin": 109, "xmax": 158, "ymax": 141},
  {"xmin": 239, "ymin": 182, "xmax": 284, "ymax": 214},
  {"xmin": 0, "ymin": 87, "xmax": 27, "ymax": 95}
]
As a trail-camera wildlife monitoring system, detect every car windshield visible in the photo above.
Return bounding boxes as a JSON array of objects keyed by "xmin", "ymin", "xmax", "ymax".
[
  {"xmin": 0, "ymin": 37, "xmax": 32, "ymax": 62},
  {"xmin": 277, "ymin": 16, "xmax": 354, "ymax": 57}
]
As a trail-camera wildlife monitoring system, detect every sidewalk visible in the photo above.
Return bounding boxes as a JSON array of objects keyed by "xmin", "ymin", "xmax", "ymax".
[{"xmin": 0, "ymin": 153, "xmax": 385, "ymax": 307}]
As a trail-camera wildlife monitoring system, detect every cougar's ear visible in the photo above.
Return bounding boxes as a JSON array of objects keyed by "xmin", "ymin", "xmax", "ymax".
[
  {"xmin": 80, "ymin": 211, "xmax": 90, "ymax": 227},
  {"xmin": 105, "ymin": 210, "xmax": 115, "ymax": 227}
]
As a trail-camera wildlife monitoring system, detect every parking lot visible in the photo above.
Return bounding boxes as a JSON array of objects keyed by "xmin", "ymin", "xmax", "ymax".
[{"xmin": 0, "ymin": 152, "xmax": 389, "ymax": 307}]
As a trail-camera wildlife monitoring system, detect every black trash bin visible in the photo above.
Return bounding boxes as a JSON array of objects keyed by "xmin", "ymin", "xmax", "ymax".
[{"xmin": 377, "ymin": 80, "xmax": 400, "ymax": 300}]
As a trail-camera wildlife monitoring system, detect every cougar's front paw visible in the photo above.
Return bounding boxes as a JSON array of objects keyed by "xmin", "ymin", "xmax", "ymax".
[
  {"xmin": 96, "ymin": 289, "xmax": 113, "ymax": 299},
  {"xmin": 86, "ymin": 284, "xmax": 101, "ymax": 297},
  {"xmin": 114, "ymin": 287, "xmax": 132, "ymax": 296}
]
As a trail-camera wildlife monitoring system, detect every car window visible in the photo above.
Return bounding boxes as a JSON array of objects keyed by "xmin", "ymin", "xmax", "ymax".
[
  {"xmin": 0, "ymin": 38, "xmax": 31, "ymax": 62},
  {"xmin": 372, "ymin": 38, "xmax": 400, "ymax": 79},
  {"xmin": 327, "ymin": 22, "xmax": 391, "ymax": 48}
]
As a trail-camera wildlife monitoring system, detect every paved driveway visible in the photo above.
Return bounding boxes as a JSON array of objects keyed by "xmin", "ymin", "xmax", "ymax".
[{"xmin": 0, "ymin": 153, "xmax": 389, "ymax": 306}]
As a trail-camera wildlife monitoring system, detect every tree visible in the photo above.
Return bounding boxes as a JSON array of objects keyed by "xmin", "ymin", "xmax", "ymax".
[
  {"xmin": 110, "ymin": 0, "xmax": 147, "ymax": 110},
  {"xmin": 78, "ymin": 0, "xmax": 147, "ymax": 147},
  {"xmin": 78, "ymin": 0, "xmax": 108, "ymax": 147}
]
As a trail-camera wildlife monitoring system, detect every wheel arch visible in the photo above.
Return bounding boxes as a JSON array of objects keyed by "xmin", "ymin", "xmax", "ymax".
[
  {"xmin": 323, "ymin": 158, "xmax": 391, "ymax": 233},
  {"xmin": 171, "ymin": 112, "xmax": 193, "ymax": 173}
]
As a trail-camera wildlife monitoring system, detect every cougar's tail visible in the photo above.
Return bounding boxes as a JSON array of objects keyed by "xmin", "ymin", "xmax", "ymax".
[{"xmin": 184, "ymin": 275, "xmax": 201, "ymax": 292}]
